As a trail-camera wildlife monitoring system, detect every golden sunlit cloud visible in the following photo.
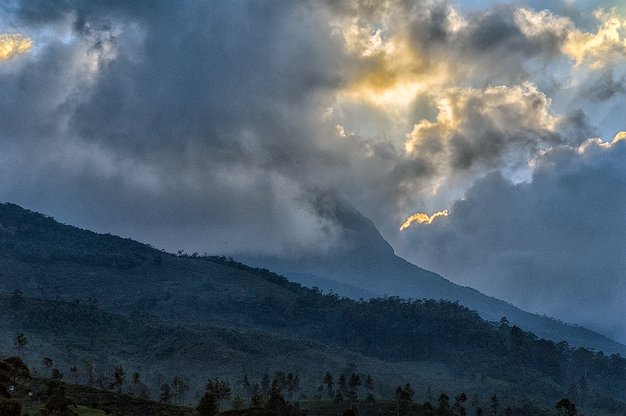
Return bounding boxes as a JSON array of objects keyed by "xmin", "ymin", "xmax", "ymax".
[
  {"xmin": 333, "ymin": 17, "xmax": 453, "ymax": 118},
  {"xmin": 613, "ymin": 131, "xmax": 626, "ymax": 143},
  {"xmin": 405, "ymin": 83, "xmax": 558, "ymax": 155},
  {"xmin": 0, "ymin": 33, "xmax": 32, "ymax": 62},
  {"xmin": 576, "ymin": 131, "xmax": 626, "ymax": 153},
  {"xmin": 400, "ymin": 209, "xmax": 449, "ymax": 231},
  {"xmin": 563, "ymin": 9, "xmax": 626, "ymax": 68}
]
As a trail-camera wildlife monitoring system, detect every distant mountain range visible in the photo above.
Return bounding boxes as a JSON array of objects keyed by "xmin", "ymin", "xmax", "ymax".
[
  {"xmin": 240, "ymin": 197, "xmax": 626, "ymax": 355},
  {"xmin": 1, "ymin": 201, "xmax": 626, "ymax": 414}
]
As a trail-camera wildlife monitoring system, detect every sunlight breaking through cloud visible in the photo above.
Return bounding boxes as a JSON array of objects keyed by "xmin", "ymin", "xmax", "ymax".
[
  {"xmin": 400, "ymin": 210, "xmax": 449, "ymax": 230},
  {"xmin": 0, "ymin": 33, "xmax": 32, "ymax": 62}
]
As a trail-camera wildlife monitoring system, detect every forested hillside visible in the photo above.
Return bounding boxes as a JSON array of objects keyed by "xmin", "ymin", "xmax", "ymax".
[{"xmin": 1, "ymin": 202, "xmax": 626, "ymax": 415}]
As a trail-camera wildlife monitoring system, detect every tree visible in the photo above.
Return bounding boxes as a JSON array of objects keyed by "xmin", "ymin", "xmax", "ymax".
[
  {"xmin": 489, "ymin": 394, "xmax": 498, "ymax": 416},
  {"xmin": 261, "ymin": 373, "xmax": 271, "ymax": 398},
  {"xmin": 0, "ymin": 399, "xmax": 21, "ymax": 416},
  {"xmin": 395, "ymin": 383, "xmax": 414, "ymax": 416},
  {"xmin": 437, "ymin": 393, "xmax": 450, "ymax": 416},
  {"xmin": 286, "ymin": 373, "xmax": 299, "ymax": 400},
  {"xmin": 232, "ymin": 395, "xmax": 245, "ymax": 411},
  {"xmin": 159, "ymin": 384, "xmax": 172, "ymax": 403},
  {"xmin": 171, "ymin": 376, "xmax": 190, "ymax": 404},
  {"xmin": 323, "ymin": 372, "xmax": 334, "ymax": 399},
  {"xmin": 242, "ymin": 374, "xmax": 251, "ymax": 396},
  {"xmin": 348, "ymin": 373, "xmax": 361, "ymax": 402},
  {"xmin": 9, "ymin": 289, "xmax": 23, "ymax": 309},
  {"xmin": 42, "ymin": 380, "xmax": 71, "ymax": 416},
  {"xmin": 266, "ymin": 378, "xmax": 287, "ymax": 410},
  {"xmin": 250, "ymin": 392, "xmax": 264, "ymax": 408},
  {"xmin": 334, "ymin": 391, "xmax": 344, "ymax": 403},
  {"xmin": 12, "ymin": 334, "xmax": 27, "ymax": 359},
  {"xmin": 110, "ymin": 365, "xmax": 125, "ymax": 393},
  {"xmin": 556, "ymin": 398, "xmax": 577, "ymax": 416},
  {"xmin": 365, "ymin": 374, "xmax": 374, "ymax": 393},
  {"xmin": 43, "ymin": 358, "xmax": 53, "ymax": 370},
  {"xmin": 69, "ymin": 366, "xmax": 78, "ymax": 385},
  {"xmin": 452, "ymin": 393, "xmax": 466, "ymax": 416},
  {"xmin": 197, "ymin": 378, "xmax": 231, "ymax": 416},
  {"xmin": 275, "ymin": 372, "xmax": 287, "ymax": 389},
  {"xmin": 338, "ymin": 374, "xmax": 348, "ymax": 396}
]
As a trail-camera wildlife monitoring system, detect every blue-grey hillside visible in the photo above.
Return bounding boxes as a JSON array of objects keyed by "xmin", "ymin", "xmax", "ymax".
[{"xmin": 241, "ymin": 197, "xmax": 626, "ymax": 355}]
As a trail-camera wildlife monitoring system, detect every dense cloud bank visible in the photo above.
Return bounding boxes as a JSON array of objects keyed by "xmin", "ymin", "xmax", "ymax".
[
  {"xmin": 400, "ymin": 136, "xmax": 626, "ymax": 340},
  {"xmin": 1, "ymin": 0, "xmax": 626, "ymax": 337}
]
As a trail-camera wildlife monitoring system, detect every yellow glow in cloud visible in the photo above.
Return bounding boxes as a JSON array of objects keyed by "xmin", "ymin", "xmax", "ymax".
[
  {"xmin": 400, "ymin": 209, "xmax": 449, "ymax": 230},
  {"xmin": 0, "ymin": 33, "xmax": 32, "ymax": 62},
  {"xmin": 576, "ymin": 131, "xmax": 626, "ymax": 154},
  {"xmin": 612, "ymin": 131, "xmax": 626, "ymax": 143},
  {"xmin": 405, "ymin": 83, "xmax": 557, "ymax": 155},
  {"xmin": 335, "ymin": 17, "xmax": 453, "ymax": 115},
  {"xmin": 564, "ymin": 9, "xmax": 626, "ymax": 68}
]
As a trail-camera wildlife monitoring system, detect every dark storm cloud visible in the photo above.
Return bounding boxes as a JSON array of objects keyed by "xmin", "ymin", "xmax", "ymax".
[
  {"xmin": 400, "ymin": 137, "xmax": 626, "ymax": 341},
  {"xmin": 403, "ymin": 3, "xmax": 572, "ymax": 85},
  {"xmin": 0, "ymin": 0, "xmax": 358, "ymax": 254}
]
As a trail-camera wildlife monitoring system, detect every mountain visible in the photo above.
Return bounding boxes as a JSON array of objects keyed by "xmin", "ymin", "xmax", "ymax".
[
  {"xmin": 3, "ymin": 201, "xmax": 626, "ymax": 414},
  {"xmin": 239, "ymin": 196, "xmax": 626, "ymax": 355}
]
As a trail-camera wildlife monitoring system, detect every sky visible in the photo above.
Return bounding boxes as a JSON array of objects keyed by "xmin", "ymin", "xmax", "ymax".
[{"xmin": 1, "ymin": 0, "xmax": 626, "ymax": 340}]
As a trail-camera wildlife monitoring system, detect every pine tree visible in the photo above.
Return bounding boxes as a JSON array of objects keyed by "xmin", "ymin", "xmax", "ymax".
[
  {"xmin": 348, "ymin": 373, "xmax": 361, "ymax": 402},
  {"xmin": 324, "ymin": 372, "xmax": 334, "ymax": 399},
  {"xmin": 198, "ymin": 378, "xmax": 231, "ymax": 416},
  {"xmin": 160, "ymin": 384, "xmax": 172, "ymax": 403},
  {"xmin": 13, "ymin": 334, "xmax": 27, "ymax": 359}
]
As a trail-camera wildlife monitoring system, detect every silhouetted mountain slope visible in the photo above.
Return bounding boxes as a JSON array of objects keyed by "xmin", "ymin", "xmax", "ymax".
[{"xmin": 240, "ymin": 197, "xmax": 626, "ymax": 355}]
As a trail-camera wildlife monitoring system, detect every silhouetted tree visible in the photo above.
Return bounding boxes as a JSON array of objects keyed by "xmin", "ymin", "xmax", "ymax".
[
  {"xmin": 51, "ymin": 369, "xmax": 63, "ymax": 380},
  {"xmin": 266, "ymin": 378, "xmax": 287, "ymax": 410},
  {"xmin": 198, "ymin": 378, "xmax": 231, "ymax": 416},
  {"xmin": 324, "ymin": 372, "xmax": 334, "ymax": 399},
  {"xmin": 110, "ymin": 365, "xmax": 125, "ymax": 393},
  {"xmin": 0, "ymin": 398, "xmax": 21, "ymax": 416},
  {"xmin": 9, "ymin": 289, "xmax": 23, "ymax": 309},
  {"xmin": 69, "ymin": 366, "xmax": 78, "ymax": 385},
  {"xmin": 395, "ymin": 383, "xmax": 414, "ymax": 415},
  {"xmin": 13, "ymin": 334, "xmax": 27, "ymax": 359},
  {"xmin": 42, "ymin": 380, "xmax": 71, "ymax": 416},
  {"xmin": 348, "ymin": 373, "xmax": 361, "ymax": 402},
  {"xmin": 171, "ymin": 376, "xmax": 190, "ymax": 404},
  {"xmin": 453, "ymin": 393, "xmax": 466, "ymax": 416},
  {"xmin": 556, "ymin": 398, "xmax": 577, "ymax": 416},
  {"xmin": 437, "ymin": 393, "xmax": 450, "ymax": 416},
  {"xmin": 232, "ymin": 395, "xmax": 244, "ymax": 411},
  {"xmin": 261, "ymin": 373, "xmax": 271, "ymax": 398},
  {"xmin": 334, "ymin": 391, "xmax": 344, "ymax": 403},
  {"xmin": 159, "ymin": 384, "xmax": 172, "ymax": 403},
  {"xmin": 489, "ymin": 394, "xmax": 498, "ymax": 416}
]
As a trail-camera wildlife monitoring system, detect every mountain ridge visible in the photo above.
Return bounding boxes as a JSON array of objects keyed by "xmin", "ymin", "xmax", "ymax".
[{"xmin": 239, "ymin": 197, "xmax": 626, "ymax": 355}]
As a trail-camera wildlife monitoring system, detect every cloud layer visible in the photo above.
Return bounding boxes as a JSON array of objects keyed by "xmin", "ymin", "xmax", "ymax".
[{"xmin": 400, "ymin": 134, "xmax": 626, "ymax": 341}]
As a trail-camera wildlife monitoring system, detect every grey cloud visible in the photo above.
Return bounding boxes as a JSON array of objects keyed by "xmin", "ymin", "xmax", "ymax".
[
  {"xmin": 399, "ymin": 139, "xmax": 626, "ymax": 341},
  {"xmin": 581, "ymin": 69, "xmax": 626, "ymax": 101},
  {"xmin": 0, "ymin": 0, "xmax": 356, "ymax": 255}
]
